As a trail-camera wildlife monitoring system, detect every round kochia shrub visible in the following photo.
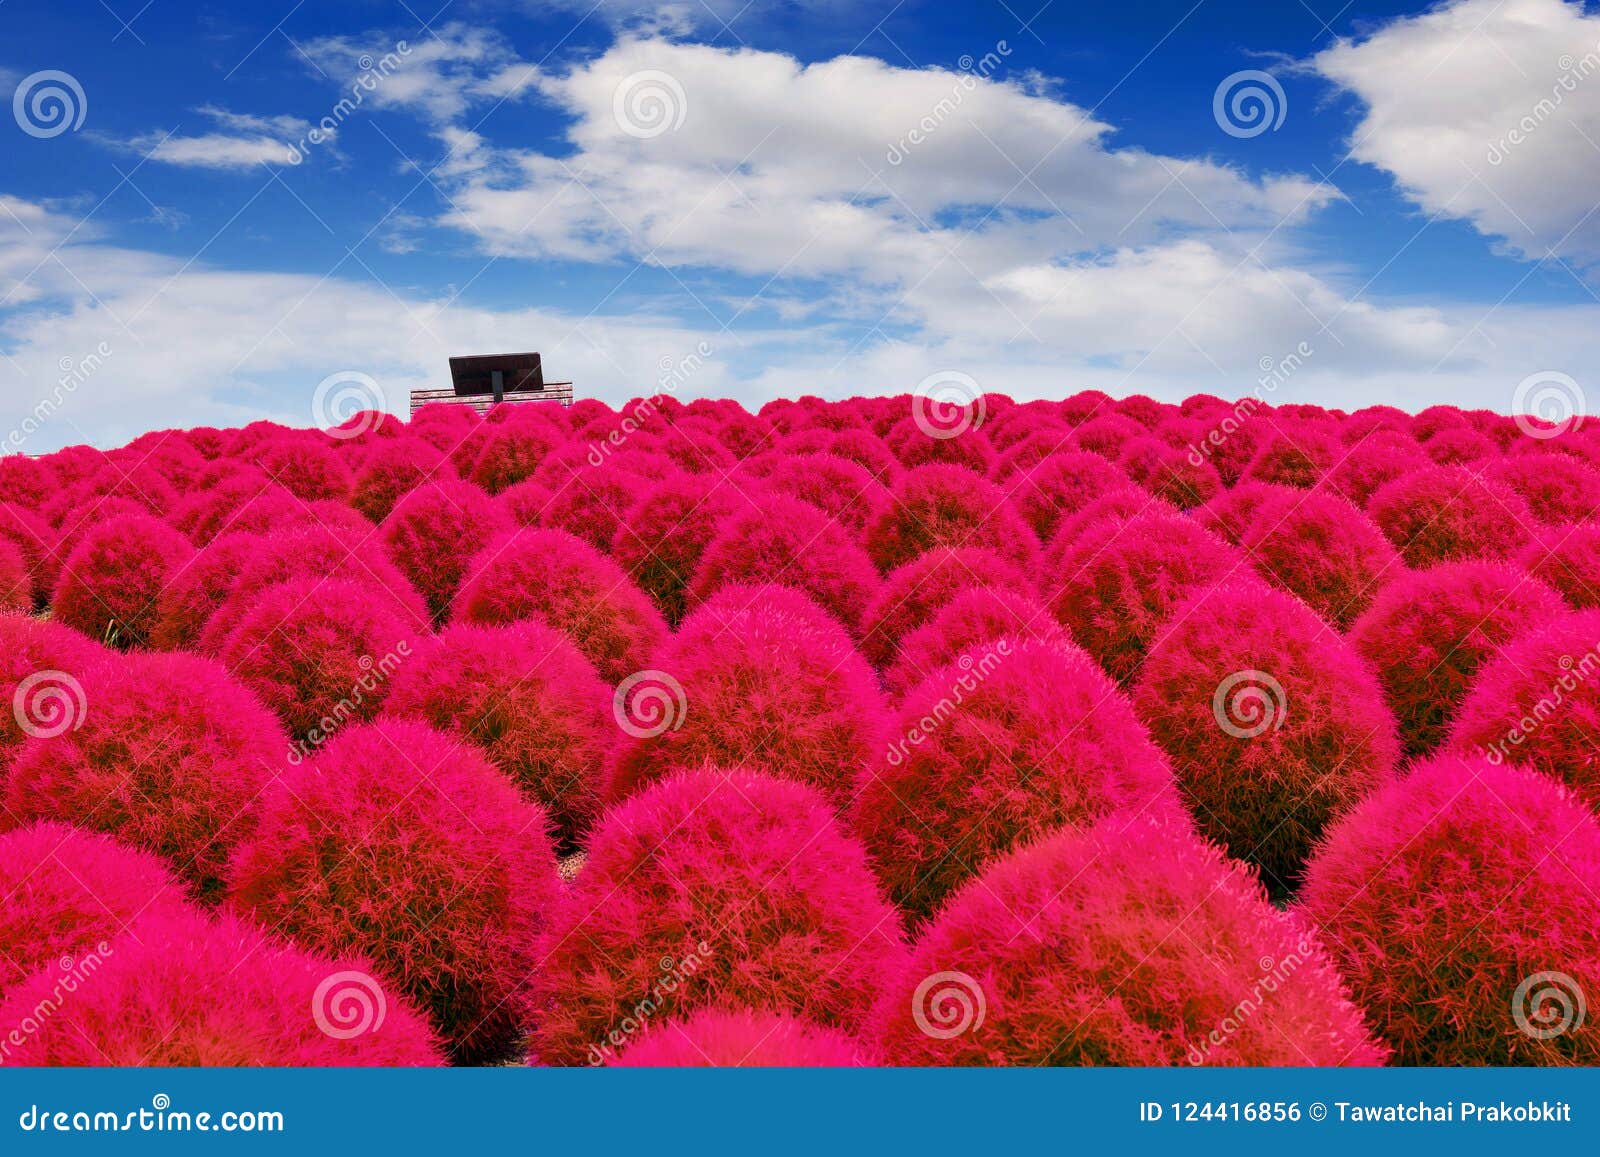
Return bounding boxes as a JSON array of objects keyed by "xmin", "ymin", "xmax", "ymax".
[
  {"xmin": 1349, "ymin": 562, "xmax": 1566, "ymax": 756},
  {"xmin": 611, "ymin": 1008, "xmax": 871, "ymax": 1067},
  {"xmin": 217, "ymin": 577, "xmax": 418, "ymax": 740},
  {"xmin": 1367, "ymin": 465, "xmax": 1534, "ymax": 566},
  {"xmin": 860, "ymin": 547, "xmax": 1033, "ymax": 669},
  {"xmin": 1448, "ymin": 609, "xmax": 1600, "ymax": 808},
  {"xmin": 1003, "ymin": 451, "xmax": 1125, "ymax": 544},
  {"xmin": 455, "ymin": 527, "xmax": 668, "ymax": 684},
  {"xmin": 0, "ymin": 822, "xmax": 190, "ymax": 999},
  {"xmin": 149, "ymin": 530, "xmax": 262, "ymax": 652},
  {"xmin": 0, "ymin": 908, "xmax": 444, "ymax": 1066},
  {"xmin": 0, "ymin": 541, "xmax": 30, "ymax": 615},
  {"xmin": 1047, "ymin": 510, "xmax": 1243, "ymax": 684},
  {"xmin": 760, "ymin": 452, "xmax": 888, "ymax": 536},
  {"xmin": 381, "ymin": 620, "xmax": 613, "ymax": 845},
  {"xmin": 3, "ymin": 652, "xmax": 284, "ymax": 898},
  {"xmin": 1299, "ymin": 753, "xmax": 1600, "ymax": 1064},
  {"xmin": 351, "ymin": 437, "xmax": 451, "ymax": 523},
  {"xmin": 229, "ymin": 720, "xmax": 561, "ymax": 1064},
  {"xmin": 1238, "ymin": 487, "xmax": 1400, "ymax": 628},
  {"xmin": 863, "ymin": 464, "xmax": 1037, "ymax": 574},
  {"xmin": 688, "ymin": 495, "xmax": 879, "ymax": 636},
  {"xmin": 50, "ymin": 513, "xmax": 194, "ymax": 649},
  {"xmin": 528, "ymin": 768, "xmax": 907, "ymax": 1067},
  {"xmin": 0, "ymin": 615, "xmax": 107, "ymax": 759},
  {"xmin": 1132, "ymin": 580, "xmax": 1399, "ymax": 890},
  {"xmin": 853, "ymin": 638, "xmax": 1183, "ymax": 920},
  {"xmin": 605, "ymin": 585, "xmax": 889, "ymax": 810},
  {"xmin": 1520, "ymin": 522, "xmax": 1600, "ymax": 608},
  {"xmin": 1489, "ymin": 453, "xmax": 1600, "ymax": 525},
  {"xmin": 873, "ymin": 817, "xmax": 1385, "ymax": 1066},
  {"xmin": 381, "ymin": 478, "xmax": 511, "ymax": 622},
  {"xmin": 611, "ymin": 473, "xmax": 745, "ymax": 626},
  {"xmin": 0, "ymin": 502, "xmax": 54, "ymax": 605},
  {"xmin": 886, "ymin": 586, "xmax": 1065, "ymax": 696}
]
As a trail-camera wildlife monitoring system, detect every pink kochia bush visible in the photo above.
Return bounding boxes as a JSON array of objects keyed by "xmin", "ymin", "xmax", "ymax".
[
  {"xmin": 611, "ymin": 1008, "xmax": 871, "ymax": 1067},
  {"xmin": 528, "ymin": 769, "xmax": 907, "ymax": 1067},
  {"xmin": 872, "ymin": 817, "xmax": 1386, "ymax": 1066},
  {"xmin": 0, "ymin": 908, "xmax": 445, "ymax": 1066},
  {"xmin": 455, "ymin": 527, "xmax": 668, "ymax": 684},
  {"xmin": 1367, "ymin": 465, "xmax": 1534, "ymax": 566},
  {"xmin": 1348, "ymin": 562, "xmax": 1566, "ymax": 756},
  {"xmin": 605, "ymin": 585, "xmax": 888, "ymax": 810},
  {"xmin": 1299, "ymin": 753, "xmax": 1600, "ymax": 1064},
  {"xmin": 1238, "ymin": 487, "xmax": 1400, "ymax": 628},
  {"xmin": 218, "ymin": 577, "xmax": 418, "ymax": 740},
  {"xmin": 228, "ymin": 720, "xmax": 561, "ymax": 1064},
  {"xmin": 0, "ymin": 615, "xmax": 107, "ymax": 758},
  {"xmin": 1047, "ymin": 510, "xmax": 1242, "ymax": 684},
  {"xmin": 1520, "ymin": 522, "xmax": 1600, "ymax": 609},
  {"xmin": 860, "ymin": 547, "xmax": 1034, "ymax": 669},
  {"xmin": 382, "ymin": 478, "xmax": 512, "ymax": 622},
  {"xmin": 0, "ymin": 822, "xmax": 190, "ymax": 999},
  {"xmin": 863, "ymin": 464, "xmax": 1038, "ymax": 574},
  {"xmin": 885, "ymin": 586, "xmax": 1066, "ymax": 696},
  {"xmin": 381, "ymin": 620, "xmax": 613, "ymax": 845},
  {"xmin": 1447, "ymin": 609, "xmax": 1600, "ymax": 808},
  {"xmin": 3, "ymin": 652, "xmax": 285, "ymax": 898},
  {"xmin": 51, "ymin": 513, "xmax": 194, "ymax": 648},
  {"xmin": 853, "ymin": 638, "xmax": 1184, "ymax": 919},
  {"xmin": 688, "ymin": 494, "xmax": 879, "ymax": 635},
  {"xmin": 1133, "ymin": 580, "xmax": 1400, "ymax": 890}
]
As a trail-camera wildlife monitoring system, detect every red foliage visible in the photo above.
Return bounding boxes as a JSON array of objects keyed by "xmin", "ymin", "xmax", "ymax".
[
  {"xmin": 605, "ymin": 584, "xmax": 888, "ymax": 809},
  {"xmin": 863, "ymin": 465, "xmax": 1037, "ymax": 574},
  {"xmin": 1117, "ymin": 436, "xmax": 1222, "ymax": 509},
  {"xmin": 873, "ymin": 817, "xmax": 1385, "ymax": 1065},
  {"xmin": 0, "ymin": 908, "xmax": 444, "ymax": 1066},
  {"xmin": 3, "ymin": 651, "xmax": 284, "ymax": 897},
  {"xmin": 759, "ymin": 453, "xmax": 887, "ymax": 536},
  {"xmin": 1242, "ymin": 426, "xmax": 1340, "ymax": 488},
  {"xmin": 1349, "ymin": 561, "xmax": 1565, "ymax": 755},
  {"xmin": 380, "ymin": 478, "xmax": 511, "ymax": 622},
  {"xmin": 860, "ymin": 546, "xmax": 1034, "ymax": 669},
  {"xmin": 539, "ymin": 462, "xmax": 652, "ymax": 551},
  {"xmin": 256, "ymin": 434, "xmax": 354, "ymax": 502},
  {"xmin": 1133, "ymin": 579, "xmax": 1398, "ymax": 889},
  {"xmin": 688, "ymin": 495, "xmax": 879, "ymax": 636},
  {"xmin": 0, "ymin": 541, "xmax": 29, "ymax": 615},
  {"xmin": 350, "ymin": 437, "xmax": 453, "ymax": 523},
  {"xmin": 0, "ymin": 454, "xmax": 57, "ymax": 510},
  {"xmin": 1447, "ymin": 608, "xmax": 1600, "ymax": 807},
  {"xmin": 169, "ymin": 469, "xmax": 305, "ymax": 546},
  {"xmin": 883, "ymin": 416, "xmax": 996, "ymax": 474},
  {"xmin": 528, "ymin": 768, "xmax": 906, "ymax": 1066},
  {"xmin": 150, "ymin": 530, "xmax": 264, "ymax": 651},
  {"xmin": 1299, "ymin": 752, "xmax": 1600, "ymax": 1064},
  {"xmin": 229, "ymin": 720, "xmax": 560, "ymax": 1063},
  {"xmin": 886, "ymin": 586, "xmax": 1065, "ymax": 696},
  {"xmin": 469, "ymin": 415, "xmax": 568, "ymax": 494},
  {"xmin": 1047, "ymin": 510, "xmax": 1243, "ymax": 683},
  {"xmin": 1321, "ymin": 430, "xmax": 1423, "ymax": 509},
  {"xmin": 1003, "ymin": 451, "xmax": 1126, "ymax": 545},
  {"xmin": 50, "ymin": 513, "xmax": 195, "ymax": 649},
  {"xmin": 1237, "ymin": 487, "xmax": 1401, "ymax": 627},
  {"xmin": 1487, "ymin": 453, "xmax": 1600, "ymax": 524},
  {"xmin": 855, "ymin": 638, "xmax": 1183, "ymax": 918},
  {"xmin": 1521, "ymin": 521, "xmax": 1600, "ymax": 608},
  {"xmin": 382, "ymin": 620, "xmax": 613, "ymax": 845},
  {"xmin": 0, "ymin": 821, "xmax": 189, "ymax": 998},
  {"xmin": 611, "ymin": 1007, "xmax": 871, "ymax": 1066},
  {"xmin": 1367, "ymin": 464, "xmax": 1535, "ymax": 565},
  {"xmin": 611, "ymin": 473, "xmax": 747, "ymax": 627},
  {"xmin": 0, "ymin": 502, "xmax": 57, "ymax": 605},
  {"xmin": 455, "ymin": 527, "xmax": 669, "ymax": 684}
]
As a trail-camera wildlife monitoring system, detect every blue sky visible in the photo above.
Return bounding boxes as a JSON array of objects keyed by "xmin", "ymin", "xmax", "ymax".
[{"xmin": 3, "ymin": 0, "xmax": 1599, "ymax": 449}]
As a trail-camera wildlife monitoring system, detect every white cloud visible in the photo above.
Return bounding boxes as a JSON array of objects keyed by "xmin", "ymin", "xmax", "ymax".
[
  {"xmin": 1314, "ymin": 0, "xmax": 1600, "ymax": 266},
  {"xmin": 111, "ymin": 106, "xmax": 332, "ymax": 170}
]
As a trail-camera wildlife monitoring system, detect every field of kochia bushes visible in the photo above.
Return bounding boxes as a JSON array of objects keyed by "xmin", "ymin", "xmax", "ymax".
[{"xmin": 1, "ymin": 387, "xmax": 1598, "ymax": 1067}]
